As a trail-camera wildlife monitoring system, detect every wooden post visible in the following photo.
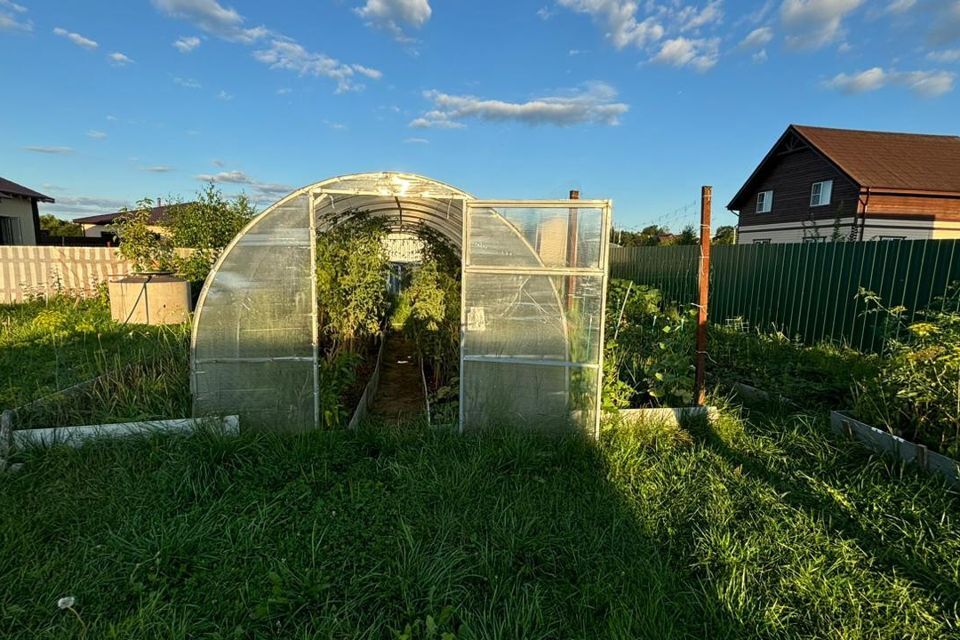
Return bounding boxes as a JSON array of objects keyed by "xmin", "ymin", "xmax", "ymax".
[{"xmin": 694, "ymin": 186, "xmax": 712, "ymax": 406}]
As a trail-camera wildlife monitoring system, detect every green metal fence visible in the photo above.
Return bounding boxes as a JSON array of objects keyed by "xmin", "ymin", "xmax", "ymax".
[{"xmin": 610, "ymin": 239, "xmax": 960, "ymax": 352}]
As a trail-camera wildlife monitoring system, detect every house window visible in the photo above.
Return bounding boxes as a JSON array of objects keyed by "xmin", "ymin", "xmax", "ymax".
[
  {"xmin": 803, "ymin": 236, "xmax": 826, "ymax": 243},
  {"xmin": 752, "ymin": 238, "xmax": 771, "ymax": 245},
  {"xmin": 810, "ymin": 180, "xmax": 833, "ymax": 207},
  {"xmin": 756, "ymin": 190, "xmax": 773, "ymax": 213},
  {"xmin": 878, "ymin": 235, "xmax": 906, "ymax": 241},
  {"xmin": 0, "ymin": 216, "xmax": 23, "ymax": 245}
]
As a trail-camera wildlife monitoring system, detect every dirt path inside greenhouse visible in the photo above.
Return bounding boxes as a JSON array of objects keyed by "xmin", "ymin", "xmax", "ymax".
[{"xmin": 370, "ymin": 332, "xmax": 426, "ymax": 421}]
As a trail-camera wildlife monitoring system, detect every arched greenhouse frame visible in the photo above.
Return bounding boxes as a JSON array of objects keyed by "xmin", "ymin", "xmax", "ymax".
[{"xmin": 190, "ymin": 172, "xmax": 612, "ymax": 435}]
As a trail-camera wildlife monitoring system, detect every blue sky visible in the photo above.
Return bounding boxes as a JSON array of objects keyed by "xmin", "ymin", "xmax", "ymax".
[{"xmin": 2, "ymin": 0, "xmax": 959, "ymax": 231}]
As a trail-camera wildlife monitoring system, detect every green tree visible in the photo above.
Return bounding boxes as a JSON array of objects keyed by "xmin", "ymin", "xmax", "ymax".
[
  {"xmin": 713, "ymin": 225, "xmax": 736, "ymax": 245},
  {"xmin": 167, "ymin": 183, "xmax": 256, "ymax": 283},
  {"xmin": 675, "ymin": 225, "xmax": 698, "ymax": 245},
  {"xmin": 112, "ymin": 199, "xmax": 175, "ymax": 273},
  {"xmin": 39, "ymin": 214, "xmax": 83, "ymax": 237}
]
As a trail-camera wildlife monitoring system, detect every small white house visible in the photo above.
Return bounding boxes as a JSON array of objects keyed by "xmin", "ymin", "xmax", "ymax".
[{"xmin": 0, "ymin": 177, "xmax": 54, "ymax": 245}]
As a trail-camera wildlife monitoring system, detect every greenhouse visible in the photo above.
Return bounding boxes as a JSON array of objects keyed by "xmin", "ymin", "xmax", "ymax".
[{"xmin": 190, "ymin": 172, "xmax": 612, "ymax": 435}]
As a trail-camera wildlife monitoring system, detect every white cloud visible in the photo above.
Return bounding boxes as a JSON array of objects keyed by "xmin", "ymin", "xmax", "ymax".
[
  {"xmin": 0, "ymin": 0, "xmax": 30, "ymax": 32},
  {"xmin": 253, "ymin": 38, "xmax": 381, "ymax": 93},
  {"xmin": 217, "ymin": 89, "xmax": 233, "ymax": 100},
  {"xmin": 355, "ymin": 0, "xmax": 431, "ymax": 41},
  {"xmin": 753, "ymin": 48, "xmax": 769, "ymax": 63},
  {"xmin": 87, "ymin": 130, "xmax": 108, "ymax": 140},
  {"xmin": 928, "ymin": 49, "xmax": 960, "ymax": 63},
  {"xmin": 404, "ymin": 137, "xmax": 429, "ymax": 144},
  {"xmin": 825, "ymin": 67, "xmax": 955, "ymax": 97},
  {"xmin": 108, "ymin": 52, "xmax": 134, "ymax": 66},
  {"xmin": 212, "ymin": 159, "xmax": 226, "ymax": 167},
  {"xmin": 410, "ymin": 82, "xmax": 628, "ymax": 128},
  {"xmin": 194, "ymin": 169, "xmax": 292, "ymax": 203},
  {"xmin": 678, "ymin": 1, "xmax": 724, "ymax": 32},
  {"xmin": 276, "ymin": 87, "xmax": 292, "ymax": 95},
  {"xmin": 537, "ymin": 6, "xmax": 554, "ymax": 20},
  {"xmin": 780, "ymin": 0, "xmax": 862, "ymax": 50},
  {"xmin": 22, "ymin": 145, "xmax": 74, "ymax": 154},
  {"xmin": 152, "ymin": 0, "xmax": 381, "ymax": 92},
  {"xmin": 174, "ymin": 76, "xmax": 202, "ymax": 89},
  {"xmin": 173, "ymin": 35, "xmax": 201, "ymax": 52},
  {"xmin": 43, "ymin": 195, "xmax": 130, "ymax": 217},
  {"xmin": 740, "ymin": 26, "xmax": 773, "ymax": 48},
  {"xmin": 53, "ymin": 26, "xmax": 98, "ymax": 50},
  {"xmin": 557, "ymin": 0, "xmax": 665, "ymax": 49},
  {"xmin": 151, "ymin": 0, "xmax": 265, "ymax": 43},
  {"xmin": 651, "ymin": 37, "xmax": 720, "ymax": 71},
  {"xmin": 929, "ymin": 1, "xmax": 960, "ymax": 46},
  {"xmin": 884, "ymin": 0, "xmax": 915, "ymax": 14},
  {"xmin": 142, "ymin": 165, "xmax": 174, "ymax": 173}
]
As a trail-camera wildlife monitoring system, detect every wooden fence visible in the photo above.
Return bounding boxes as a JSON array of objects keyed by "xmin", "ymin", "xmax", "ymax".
[
  {"xmin": 610, "ymin": 239, "xmax": 960, "ymax": 352},
  {"xmin": 0, "ymin": 246, "xmax": 131, "ymax": 303}
]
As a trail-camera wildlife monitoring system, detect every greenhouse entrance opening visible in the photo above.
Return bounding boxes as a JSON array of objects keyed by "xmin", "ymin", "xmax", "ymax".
[{"xmin": 190, "ymin": 172, "xmax": 612, "ymax": 436}]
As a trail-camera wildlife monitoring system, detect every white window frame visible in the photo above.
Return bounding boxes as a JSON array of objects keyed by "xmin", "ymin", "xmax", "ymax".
[
  {"xmin": 756, "ymin": 190, "xmax": 773, "ymax": 214},
  {"xmin": 878, "ymin": 235, "xmax": 906, "ymax": 241},
  {"xmin": 810, "ymin": 180, "xmax": 833, "ymax": 207},
  {"xmin": 752, "ymin": 238, "xmax": 771, "ymax": 245},
  {"xmin": 803, "ymin": 236, "xmax": 826, "ymax": 243}
]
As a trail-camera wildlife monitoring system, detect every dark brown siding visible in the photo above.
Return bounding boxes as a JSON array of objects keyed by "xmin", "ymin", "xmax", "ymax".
[{"xmin": 736, "ymin": 146, "xmax": 859, "ymax": 226}]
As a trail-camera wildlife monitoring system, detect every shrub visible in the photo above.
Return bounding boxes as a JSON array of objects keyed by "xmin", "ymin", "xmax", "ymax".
[
  {"xmin": 603, "ymin": 279, "xmax": 697, "ymax": 408},
  {"xmin": 854, "ymin": 289, "xmax": 960, "ymax": 457}
]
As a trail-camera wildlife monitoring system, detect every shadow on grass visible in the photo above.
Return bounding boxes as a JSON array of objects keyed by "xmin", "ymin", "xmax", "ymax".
[
  {"xmin": 686, "ymin": 401, "xmax": 960, "ymax": 608},
  {"xmin": 0, "ymin": 418, "xmax": 751, "ymax": 639}
]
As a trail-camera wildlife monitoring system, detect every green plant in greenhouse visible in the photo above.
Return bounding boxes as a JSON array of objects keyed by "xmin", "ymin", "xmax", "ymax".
[{"xmin": 315, "ymin": 211, "xmax": 391, "ymax": 358}]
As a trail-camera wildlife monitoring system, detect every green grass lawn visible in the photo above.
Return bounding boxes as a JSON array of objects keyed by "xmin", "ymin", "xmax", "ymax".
[{"xmin": 1, "ymin": 406, "xmax": 957, "ymax": 639}]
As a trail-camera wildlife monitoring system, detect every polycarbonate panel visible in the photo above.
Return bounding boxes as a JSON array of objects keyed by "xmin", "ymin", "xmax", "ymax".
[
  {"xmin": 461, "ymin": 201, "xmax": 610, "ymax": 436},
  {"xmin": 462, "ymin": 274, "xmax": 604, "ymax": 364},
  {"xmin": 461, "ymin": 361, "xmax": 599, "ymax": 432},
  {"xmin": 193, "ymin": 194, "xmax": 315, "ymax": 431},
  {"xmin": 468, "ymin": 207, "xmax": 604, "ymax": 269}
]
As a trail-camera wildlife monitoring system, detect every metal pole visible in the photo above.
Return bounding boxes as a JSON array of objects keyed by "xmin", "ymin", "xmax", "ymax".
[
  {"xmin": 566, "ymin": 189, "xmax": 580, "ymax": 311},
  {"xmin": 695, "ymin": 186, "xmax": 712, "ymax": 406}
]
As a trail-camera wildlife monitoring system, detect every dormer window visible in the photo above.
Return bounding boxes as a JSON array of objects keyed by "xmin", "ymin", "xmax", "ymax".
[
  {"xmin": 756, "ymin": 190, "xmax": 773, "ymax": 213},
  {"xmin": 810, "ymin": 180, "xmax": 833, "ymax": 207}
]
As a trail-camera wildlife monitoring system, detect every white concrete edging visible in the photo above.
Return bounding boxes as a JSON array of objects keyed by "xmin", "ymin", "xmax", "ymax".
[
  {"xmin": 614, "ymin": 406, "xmax": 717, "ymax": 427},
  {"xmin": 831, "ymin": 411, "xmax": 960, "ymax": 488},
  {"xmin": 12, "ymin": 415, "xmax": 239, "ymax": 449}
]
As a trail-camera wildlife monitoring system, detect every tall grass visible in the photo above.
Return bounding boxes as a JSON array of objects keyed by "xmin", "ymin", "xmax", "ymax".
[
  {"xmin": 1, "ymin": 295, "xmax": 190, "ymax": 426},
  {"xmin": 0, "ymin": 406, "xmax": 956, "ymax": 638}
]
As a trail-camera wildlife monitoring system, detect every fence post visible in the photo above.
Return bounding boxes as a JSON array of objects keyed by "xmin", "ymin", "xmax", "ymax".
[{"xmin": 695, "ymin": 186, "xmax": 712, "ymax": 406}]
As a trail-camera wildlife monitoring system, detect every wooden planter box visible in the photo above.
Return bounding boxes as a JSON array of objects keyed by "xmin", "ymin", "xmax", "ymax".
[{"xmin": 830, "ymin": 411, "xmax": 960, "ymax": 488}]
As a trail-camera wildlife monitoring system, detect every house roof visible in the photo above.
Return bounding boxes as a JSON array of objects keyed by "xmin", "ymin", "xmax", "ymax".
[
  {"xmin": 0, "ymin": 176, "xmax": 54, "ymax": 203},
  {"xmin": 794, "ymin": 125, "xmax": 960, "ymax": 193},
  {"xmin": 727, "ymin": 124, "xmax": 960, "ymax": 211},
  {"xmin": 73, "ymin": 202, "xmax": 190, "ymax": 226}
]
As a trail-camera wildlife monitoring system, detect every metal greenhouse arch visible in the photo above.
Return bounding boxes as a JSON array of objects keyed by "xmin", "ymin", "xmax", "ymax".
[{"xmin": 191, "ymin": 171, "xmax": 612, "ymax": 435}]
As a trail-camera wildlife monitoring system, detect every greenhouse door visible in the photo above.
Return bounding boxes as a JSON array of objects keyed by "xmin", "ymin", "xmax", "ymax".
[{"xmin": 460, "ymin": 199, "xmax": 612, "ymax": 437}]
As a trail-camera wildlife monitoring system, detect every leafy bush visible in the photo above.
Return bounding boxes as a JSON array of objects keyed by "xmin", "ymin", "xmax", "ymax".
[
  {"xmin": 603, "ymin": 279, "xmax": 696, "ymax": 408},
  {"xmin": 854, "ymin": 289, "xmax": 960, "ymax": 457},
  {"xmin": 113, "ymin": 199, "xmax": 176, "ymax": 273},
  {"xmin": 709, "ymin": 326, "xmax": 878, "ymax": 410}
]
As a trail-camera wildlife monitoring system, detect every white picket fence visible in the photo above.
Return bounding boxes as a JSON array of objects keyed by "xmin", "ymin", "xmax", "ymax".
[{"xmin": 0, "ymin": 246, "xmax": 132, "ymax": 303}]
